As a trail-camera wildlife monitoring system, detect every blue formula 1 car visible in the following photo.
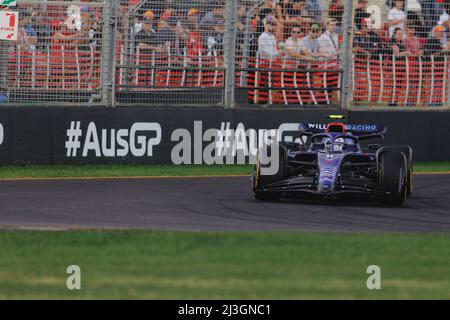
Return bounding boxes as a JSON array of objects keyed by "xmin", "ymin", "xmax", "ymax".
[{"xmin": 252, "ymin": 120, "xmax": 413, "ymax": 205}]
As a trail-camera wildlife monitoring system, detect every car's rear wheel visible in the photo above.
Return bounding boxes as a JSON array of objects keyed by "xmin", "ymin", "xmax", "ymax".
[
  {"xmin": 253, "ymin": 143, "xmax": 287, "ymax": 201},
  {"xmin": 378, "ymin": 150, "xmax": 408, "ymax": 206}
]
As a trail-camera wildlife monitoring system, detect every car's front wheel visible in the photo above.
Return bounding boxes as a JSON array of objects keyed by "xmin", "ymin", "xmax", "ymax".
[
  {"xmin": 378, "ymin": 150, "xmax": 408, "ymax": 206},
  {"xmin": 252, "ymin": 143, "xmax": 287, "ymax": 201}
]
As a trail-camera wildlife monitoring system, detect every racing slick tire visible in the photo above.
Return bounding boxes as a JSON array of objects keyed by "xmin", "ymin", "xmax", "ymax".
[
  {"xmin": 252, "ymin": 143, "xmax": 287, "ymax": 201},
  {"xmin": 378, "ymin": 150, "xmax": 408, "ymax": 206},
  {"xmin": 386, "ymin": 146, "xmax": 413, "ymax": 196}
]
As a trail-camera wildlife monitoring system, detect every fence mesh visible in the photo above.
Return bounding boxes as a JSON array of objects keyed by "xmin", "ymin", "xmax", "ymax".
[
  {"xmin": 2, "ymin": 0, "xmax": 106, "ymax": 105},
  {"xmin": 234, "ymin": 0, "xmax": 345, "ymax": 107},
  {"xmin": 114, "ymin": 0, "xmax": 227, "ymax": 106},
  {"xmin": 0, "ymin": 0, "xmax": 449, "ymax": 108},
  {"xmin": 350, "ymin": 0, "xmax": 450, "ymax": 108}
]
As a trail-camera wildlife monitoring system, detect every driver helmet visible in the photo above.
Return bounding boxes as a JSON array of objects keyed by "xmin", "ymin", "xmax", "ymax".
[
  {"xmin": 333, "ymin": 137, "xmax": 345, "ymax": 152},
  {"xmin": 323, "ymin": 137, "xmax": 332, "ymax": 152}
]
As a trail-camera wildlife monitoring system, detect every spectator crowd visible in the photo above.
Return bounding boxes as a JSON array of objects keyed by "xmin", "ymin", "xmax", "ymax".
[
  {"xmin": 7, "ymin": 0, "xmax": 450, "ymax": 106},
  {"xmin": 12, "ymin": 0, "xmax": 450, "ymax": 62}
]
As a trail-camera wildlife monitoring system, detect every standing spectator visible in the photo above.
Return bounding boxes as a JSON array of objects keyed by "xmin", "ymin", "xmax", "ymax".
[
  {"xmin": 135, "ymin": 11, "xmax": 156, "ymax": 53},
  {"xmin": 353, "ymin": 18, "xmax": 383, "ymax": 59},
  {"xmin": 284, "ymin": 27, "xmax": 311, "ymax": 60},
  {"xmin": 419, "ymin": 0, "xmax": 442, "ymax": 32},
  {"xmin": 387, "ymin": 0, "xmax": 407, "ymax": 38},
  {"xmin": 388, "ymin": 27, "xmax": 412, "ymax": 107},
  {"xmin": 424, "ymin": 25, "xmax": 449, "ymax": 58},
  {"xmin": 257, "ymin": 0, "xmax": 276, "ymax": 35},
  {"xmin": 185, "ymin": 8, "xmax": 204, "ymax": 58},
  {"xmin": 423, "ymin": 25, "xmax": 449, "ymax": 107},
  {"xmin": 318, "ymin": 18, "xmax": 339, "ymax": 58},
  {"xmin": 328, "ymin": 0, "xmax": 344, "ymax": 33},
  {"xmin": 31, "ymin": 10, "xmax": 53, "ymax": 50},
  {"xmin": 438, "ymin": 1, "xmax": 450, "ymax": 26},
  {"xmin": 403, "ymin": 25, "xmax": 422, "ymax": 106},
  {"xmin": 354, "ymin": 0, "xmax": 371, "ymax": 31},
  {"xmin": 256, "ymin": 15, "xmax": 278, "ymax": 105},
  {"xmin": 52, "ymin": 15, "xmax": 86, "ymax": 49},
  {"xmin": 286, "ymin": 0, "xmax": 315, "ymax": 31},
  {"xmin": 275, "ymin": 0, "xmax": 292, "ymax": 41},
  {"xmin": 17, "ymin": 11, "xmax": 37, "ymax": 51},
  {"xmin": 305, "ymin": 0, "xmax": 324, "ymax": 22},
  {"xmin": 318, "ymin": 18, "xmax": 340, "ymax": 103},
  {"xmin": 199, "ymin": 2, "xmax": 225, "ymax": 56},
  {"xmin": 248, "ymin": 18, "xmax": 259, "ymax": 58},
  {"xmin": 403, "ymin": 25, "xmax": 423, "ymax": 56},
  {"xmin": 258, "ymin": 15, "xmax": 278, "ymax": 59},
  {"xmin": 236, "ymin": 5, "xmax": 248, "ymax": 52}
]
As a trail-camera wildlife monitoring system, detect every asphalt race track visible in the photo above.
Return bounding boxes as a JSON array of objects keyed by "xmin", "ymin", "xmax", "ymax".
[{"xmin": 0, "ymin": 174, "xmax": 449, "ymax": 232}]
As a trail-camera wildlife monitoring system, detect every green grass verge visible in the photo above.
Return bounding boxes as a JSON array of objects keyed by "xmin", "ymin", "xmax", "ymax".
[
  {"xmin": 1, "ymin": 230, "xmax": 450, "ymax": 299},
  {"xmin": 0, "ymin": 162, "xmax": 448, "ymax": 179}
]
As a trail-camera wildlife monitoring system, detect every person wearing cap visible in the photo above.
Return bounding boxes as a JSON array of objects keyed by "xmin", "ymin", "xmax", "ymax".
[
  {"xmin": 134, "ymin": 10, "xmax": 155, "ymax": 35},
  {"xmin": 136, "ymin": 11, "xmax": 161, "ymax": 54},
  {"xmin": 318, "ymin": 18, "xmax": 339, "ymax": 58},
  {"xmin": 258, "ymin": 15, "xmax": 278, "ymax": 59},
  {"xmin": 302, "ymin": 23, "xmax": 330, "ymax": 58},
  {"xmin": 183, "ymin": 8, "xmax": 205, "ymax": 58},
  {"xmin": 387, "ymin": 0, "xmax": 407, "ymax": 38},
  {"xmin": 424, "ymin": 25, "xmax": 449, "ymax": 58},
  {"xmin": 139, "ymin": 18, "xmax": 176, "ymax": 54}
]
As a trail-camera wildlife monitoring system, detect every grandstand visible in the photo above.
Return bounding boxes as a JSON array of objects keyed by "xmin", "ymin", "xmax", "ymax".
[{"xmin": 1, "ymin": 0, "xmax": 449, "ymax": 108}]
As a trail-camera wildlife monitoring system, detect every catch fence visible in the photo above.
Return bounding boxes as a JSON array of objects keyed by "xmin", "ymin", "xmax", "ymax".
[{"xmin": 1, "ymin": 0, "xmax": 449, "ymax": 108}]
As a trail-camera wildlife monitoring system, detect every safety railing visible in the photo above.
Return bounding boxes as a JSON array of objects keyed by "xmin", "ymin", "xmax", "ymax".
[
  {"xmin": 235, "ymin": 55, "xmax": 342, "ymax": 106},
  {"xmin": 115, "ymin": 46, "xmax": 226, "ymax": 106},
  {"xmin": 352, "ymin": 54, "xmax": 450, "ymax": 108},
  {"xmin": 1, "ymin": 0, "xmax": 449, "ymax": 109}
]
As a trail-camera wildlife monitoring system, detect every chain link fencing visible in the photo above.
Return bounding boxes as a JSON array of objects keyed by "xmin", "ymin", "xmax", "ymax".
[
  {"xmin": 114, "ymin": 0, "xmax": 227, "ymax": 106},
  {"xmin": 235, "ymin": 0, "xmax": 346, "ymax": 107},
  {"xmin": 0, "ymin": 0, "xmax": 449, "ymax": 108},
  {"xmin": 350, "ymin": 0, "xmax": 450, "ymax": 109},
  {"xmin": 1, "ymin": 0, "xmax": 108, "ymax": 106}
]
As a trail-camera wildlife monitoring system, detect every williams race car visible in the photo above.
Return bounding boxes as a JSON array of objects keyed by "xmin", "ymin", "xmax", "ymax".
[{"xmin": 252, "ymin": 121, "xmax": 413, "ymax": 205}]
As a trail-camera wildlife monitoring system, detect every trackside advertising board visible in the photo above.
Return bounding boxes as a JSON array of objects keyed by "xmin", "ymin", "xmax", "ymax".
[{"xmin": 0, "ymin": 107, "xmax": 448, "ymax": 164}]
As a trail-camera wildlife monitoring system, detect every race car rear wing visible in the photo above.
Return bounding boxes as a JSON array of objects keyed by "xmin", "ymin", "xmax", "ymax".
[{"xmin": 298, "ymin": 123, "xmax": 387, "ymax": 140}]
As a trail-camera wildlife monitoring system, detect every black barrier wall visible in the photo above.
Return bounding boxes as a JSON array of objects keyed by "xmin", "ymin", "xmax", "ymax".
[{"xmin": 0, "ymin": 107, "xmax": 448, "ymax": 164}]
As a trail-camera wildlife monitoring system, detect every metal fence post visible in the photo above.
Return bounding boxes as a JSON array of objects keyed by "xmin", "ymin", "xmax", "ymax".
[
  {"xmin": 447, "ymin": 56, "xmax": 450, "ymax": 108},
  {"xmin": 224, "ymin": 0, "xmax": 237, "ymax": 108},
  {"xmin": 100, "ymin": 0, "xmax": 117, "ymax": 107},
  {"xmin": 340, "ymin": 0, "xmax": 354, "ymax": 110}
]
